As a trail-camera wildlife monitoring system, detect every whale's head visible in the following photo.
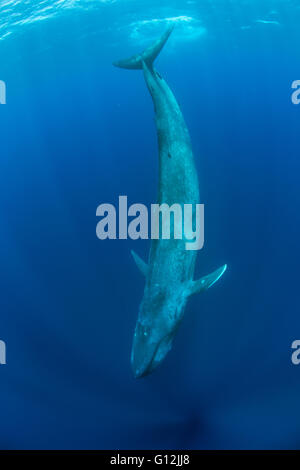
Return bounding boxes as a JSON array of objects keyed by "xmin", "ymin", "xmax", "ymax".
[{"xmin": 131, "ymin": 286, "xmax": 187, "ymax": 378}]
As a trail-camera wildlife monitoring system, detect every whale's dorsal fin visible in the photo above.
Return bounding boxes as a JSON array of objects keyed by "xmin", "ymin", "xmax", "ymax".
[
  {"xmin": 131, "ymin": 250, "xmax": 149, "ymax": 277},
  {"xmin": 189, "ymin": 264, "xmax": 227, "ymax": 296}
]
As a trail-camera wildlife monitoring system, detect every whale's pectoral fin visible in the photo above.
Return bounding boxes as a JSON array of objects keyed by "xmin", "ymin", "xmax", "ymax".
[
  {"xmin": 189, "ymin": 264, "xmax": 227, "ymax": 296},
  {"xmin": 131, "ymin": 250, "xmax": 149, "ymax": 277}
]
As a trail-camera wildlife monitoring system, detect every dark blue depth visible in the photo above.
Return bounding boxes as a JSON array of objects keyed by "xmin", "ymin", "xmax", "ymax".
[{"xmin": 0, "ymin": 0, "xmax": 300, "ymax": 450}]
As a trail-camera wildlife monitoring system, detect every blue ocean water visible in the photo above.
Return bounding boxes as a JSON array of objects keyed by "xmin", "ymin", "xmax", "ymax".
[{"xmin": 1, "ymin": 0, "xmax": 300, "ymax": 450}]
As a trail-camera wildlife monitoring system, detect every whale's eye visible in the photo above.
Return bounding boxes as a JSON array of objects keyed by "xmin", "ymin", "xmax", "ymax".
[{"xmin": 152, "ymin": 289, "xmax": 166, "ymax": 308}]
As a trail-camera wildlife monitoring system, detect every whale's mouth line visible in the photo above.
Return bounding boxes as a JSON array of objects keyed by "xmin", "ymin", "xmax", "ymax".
[
  {"xmin": 134, "ymin": 334, "xmax": 173, "ymax": 379},
  {"xmin": 134, "ymin": 342, "xmax": 160, "ymax": 379}
]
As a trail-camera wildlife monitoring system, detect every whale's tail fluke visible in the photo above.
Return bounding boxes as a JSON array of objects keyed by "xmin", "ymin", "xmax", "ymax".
[{"xmin": 113, "ymin": 25, "xmax": 174, "ymax": 70}]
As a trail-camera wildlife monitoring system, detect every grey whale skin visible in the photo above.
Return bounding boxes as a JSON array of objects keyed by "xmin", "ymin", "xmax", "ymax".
[{"xmin": 114, "ymin": 27, "xmax": 227, "ymax": 378}]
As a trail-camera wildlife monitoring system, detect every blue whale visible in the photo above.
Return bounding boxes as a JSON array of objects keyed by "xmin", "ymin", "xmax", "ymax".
[{"xmin": 114, "ymin": 27, "xmax": 227, "ymax": 378}]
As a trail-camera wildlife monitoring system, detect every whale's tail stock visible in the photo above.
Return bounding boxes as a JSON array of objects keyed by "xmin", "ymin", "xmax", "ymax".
[{"xmin": 113, "ymin": 25, "xmax": 174, "ymax": 70}]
